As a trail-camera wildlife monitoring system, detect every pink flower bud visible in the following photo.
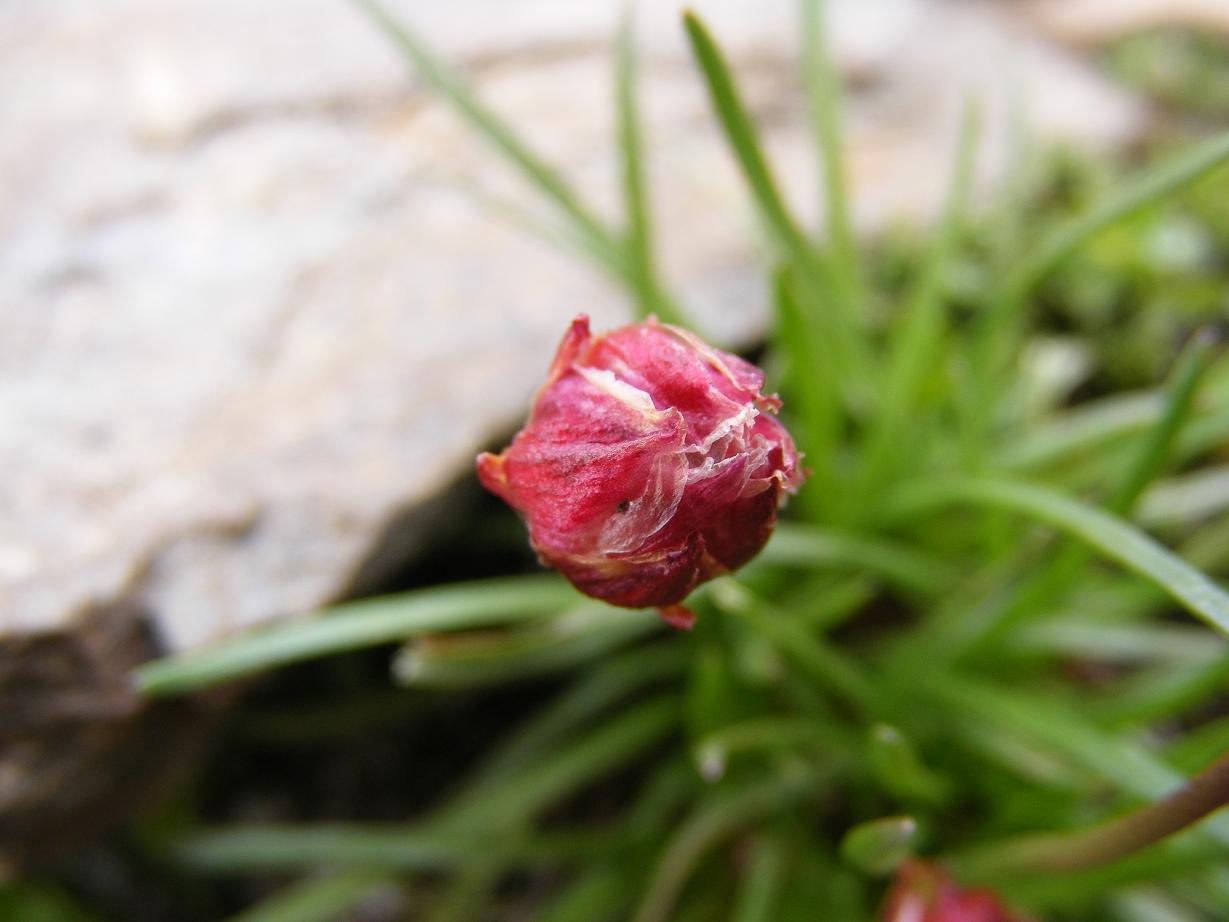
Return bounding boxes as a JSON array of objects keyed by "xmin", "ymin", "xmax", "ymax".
[
  {"xmin": 477, "ymin": 315, "xmax": 803, "ymax": 628},
  {"xmin": 881, "ymin": 862, "xmax": 1033, "ymax": 922}
]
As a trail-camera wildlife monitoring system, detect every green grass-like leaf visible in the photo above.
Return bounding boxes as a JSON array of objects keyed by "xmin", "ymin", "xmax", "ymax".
[
  {"xmin": 682, "ymin": 10, "xmax": 871, "ymax": 406},
  {"xmin": 615, "ymin": 10, "xmax": 686, "ymax": 326},
  {"xmin": 133, "ymin": 576, "xmax": 582, "ymax": 694},
  {"xmin": 224, "ymin": 872, "xmax": 391, "ymax": 922},
  {"xmin": 351, "ymin": 0, "xmax": 626, "ymax": 277},
  {"xmin": 800, "ymin": 0, "xmax": 866, "ymax": 323},
  {"xmin": 890, "ymin": 478, "xmax": 1229, "ymax": 638}
]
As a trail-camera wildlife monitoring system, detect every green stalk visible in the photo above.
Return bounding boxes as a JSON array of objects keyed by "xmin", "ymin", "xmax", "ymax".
[
  {"xmin": 800, "ymin": 0, "xmax": 866, "ymax": 321},
  {"xmin": 616, "ymin": 9, "xmax": 687, "ymax": 325},
  {"xmin": 858, "ymin": 100, "xmax": 979, "ymax": 497},
  {"xmin": 682, "ymin": 10, "xmax": 873, "ymax": 409},
  {"xmin": 631, "ymin": 767, "xmax": 829, "ymax": 922},
  {"xmin": 352, "ymin": 0, "xmax": 629, "ymax": 280},
  {"xmin": 959, "ymin": 750, "xmax": 1229, "ymax": 877}
]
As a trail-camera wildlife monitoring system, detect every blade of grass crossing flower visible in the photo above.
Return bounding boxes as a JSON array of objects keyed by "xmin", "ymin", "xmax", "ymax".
[
  {"xmin": 133, "ymin": 575, "xmax": 581, "ymax": 695},
  {"xmin": 800, "ymin": 0, "xmax": 866, "ymax": 321},
  {"xmin": 1006, "ymin": 621, "xmax": 1223, "ymax": 663},
  {"xmin": 616, "ymin": 10, "xmax": 686, "ymax": 326},
  {"xmin": 683, "ymin": 11, "xmax": 871, "ymax": 403},
  {"xmin": 351, "ymin": 0, "xmax": 627, "ymax": 279},
  {"xmin": 889, "ymin": 478, "xmax": 1229, "ymax": 639},
  {"xmin": 224, "ymin": 872, "xmax": 391, "ymax": 922},
  {"xmin": 860, "ymin": 100, "xmax": 979, "ymax": 496}
]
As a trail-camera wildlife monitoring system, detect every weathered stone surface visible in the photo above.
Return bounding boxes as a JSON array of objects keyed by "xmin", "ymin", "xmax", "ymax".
[
  {"xmin": 1026, "ymin": 0, "xmax": 1229, "ymax": 45},
  {"xmin": 0, "ymin": 0, "xmax": 1177, "ymax": 864}
]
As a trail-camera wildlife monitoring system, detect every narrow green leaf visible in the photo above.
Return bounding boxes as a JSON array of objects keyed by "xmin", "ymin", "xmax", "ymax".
[
  {"xmin": 733, "ymin": 835, "xmax": 789, "ymax": 922},
  {"xmin": 1140, "ymin": 466, "xmax": 1229, "ymax": 529},
  {"xmin": 392, "ymin": 605, "xmax": 659, "ymax": 688},
  {"xmin": 682, "ymin": 10, "xmax": 870, "ymax": 403},
  {"xmin": 860, "ymin": 100, "xmax": 979, "ymax": 493},
  {"xmin": 440, "ymin": 696, "xmax": 680, "ymax": 832},
  {"xmin": 764, "ymin": 522, "xmax": 956, "ymax": 595},
  {"xmin": 971, "ymin": 130, "xmax": 1229, "ymax": 456},
  {"xmin": 225, "ymin": 872, "xmax": 391, "ymax": 922},
  {"xmin": 714, "ymin": 580, "xmax": 878, "ymax": 713},
  {"xmin": 681, "ymin": 11, "xmax": 812, "ymax": 267},
  {"xmin": 889, "ymin": 478, "xmax": 1229, "ymax": 639},
  {"xmin": 133, "ymin": 575, "xmax": 581, "ymax": 695},
  {"xmin": 540, "ymin": 868, "xmax": 629, "ymax": 922},
  {"xmin": 351, "ymin": 0, "xmax": 626, "ymax": 277},
  {"xmin": 948, "ymin": 332, "xmax": 1221, "ymax": 658},
  {"xmin": 800, "ymin": 0, "xmax": 865, "ymax": 319},
  {"xmin": 1014, "ymin": 130, "xmax": 1229, "ymax": 297},
  {"xmin": 928, "ymin": 672, "xmax": 1229, "ymax": 850},
  {"xmin": 174, "ymin": 824, "xmax": 601, "ymax": 874},
  {"xmin": 457, "ymin": 643, "xmax": 687, "ymax": 797},
  {"xmin": 632, "ymin": 767, "xmax": 829, "ymax": 922},
  {"xmin": 1108, "ymin": 329, "xmax": 1221, "ymax": 516},
  {"xmin": 998, "ymin": 391, "xmax": 1164, "ymax": 471},
  {"xmin": 772, "ymin": 265, "xmax": 838, "ymax": 505},
  {"xmin": 616, "ymin": 10, "xmax": 686, "ymax": 326}
]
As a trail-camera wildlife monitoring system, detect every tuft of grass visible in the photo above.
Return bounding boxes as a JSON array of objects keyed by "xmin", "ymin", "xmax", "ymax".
[{"xmin": 110, "ymin": 5, "xmax": 1229, "ymax": 922}]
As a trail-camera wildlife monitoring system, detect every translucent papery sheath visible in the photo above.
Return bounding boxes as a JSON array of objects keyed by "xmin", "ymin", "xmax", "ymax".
[{"xmin": 478, "ymin": 315, "xmax": 803, "ymax": 628}]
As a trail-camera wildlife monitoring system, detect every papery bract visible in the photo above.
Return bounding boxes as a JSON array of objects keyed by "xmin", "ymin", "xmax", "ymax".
[
  {"xmin": 477, "ymin": 314, "xmax": 803, "ymax": 628},
  {"xmin": 880, "ymin": 861, "xmax": 1033, "ymax": 922}
]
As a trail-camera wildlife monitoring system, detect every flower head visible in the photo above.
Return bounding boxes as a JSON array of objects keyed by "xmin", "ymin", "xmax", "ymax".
[
  {"xmin": 477, "ymin": 315, "xmax": 802, "ymax": 628},
  {"xmin": 881, "ymin": 862, "xmax": 1033, "ymax": 922}
]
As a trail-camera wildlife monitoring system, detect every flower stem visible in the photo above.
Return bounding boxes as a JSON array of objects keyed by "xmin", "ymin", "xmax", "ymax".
[{"xmin": 955, "ymin": 749, "xmax": 1229, "ymax": 877}]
